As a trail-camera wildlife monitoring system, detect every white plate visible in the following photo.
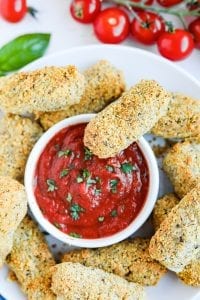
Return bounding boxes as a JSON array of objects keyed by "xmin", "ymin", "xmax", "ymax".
[{"xmin": 0, "ymin": 45, "xmax": 200, "ymax": 300}]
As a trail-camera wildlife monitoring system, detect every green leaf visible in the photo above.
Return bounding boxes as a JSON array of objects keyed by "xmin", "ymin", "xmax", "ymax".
[
  {"xmin": 66, "ymin": 193, "xmax": 72, "ymax": 202},
  {"xmin": 60, "ymin": 168, "xmax": 69, "ymax": 178},
  {"xmin": 58, "ymin": 149, "xmax": 72, "ymax": 157},
  {"xmin": 70, "ymin": 203, "xmax": 85, "ymax": 220},
  {"xmin": 84, "ymin": 147, "xmax": 93, "ymax": 160},
  {"xmin": 69, "ymin": 232, "xmax": 82, "ymax": 238},
  {"xmin": 82, "ymin": 169, "xmax": 90, "ymax": 179},
  {"xmin": 109, "ymin": 179, "xmax": 119, "ymax": 193},
  {"xmin": 28, "ymin": 6, "xmax": 38, "ymax": 19},
  {"xmin": 76, "ymin": 175, "xmax": 84, "ymax": 183},
  {"xmin": 0, "ymin": 33, "xmax": 50, "ymax": 73},
  {"xmin": 110, "ymin": 210, "xmax": 118, "ymax": 217},
  {"xmin": 86, "ymin": 177, "xmax": 97, "ymax": 187},
  {"xmin": 46, "ymin": 179, "xmax": 58, "ymax": 192},
  {"xmin": 94, "ymin": 188, "xmax": 101, "ymax": 195},
  {"xmin": 98, "ymin": 216, "xmax": 104, "ymax": 222},
  {"xmin": 106, "ymin": 165, "xmax": 114, "ymax": 172},
  {"xmin": 120, "ymin": 163, "xmax": 136, "ymax": 174}
]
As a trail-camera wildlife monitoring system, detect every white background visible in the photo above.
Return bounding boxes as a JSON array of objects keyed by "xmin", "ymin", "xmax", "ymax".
[{"xmin": 0, "ymin": 0, "xmax": 199, "ymax": 80}]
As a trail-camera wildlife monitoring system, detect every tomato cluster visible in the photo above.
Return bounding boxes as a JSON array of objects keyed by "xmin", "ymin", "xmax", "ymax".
[{"xmin": 70, "ymin": 0, "xmax": 200, "ymax": 61}]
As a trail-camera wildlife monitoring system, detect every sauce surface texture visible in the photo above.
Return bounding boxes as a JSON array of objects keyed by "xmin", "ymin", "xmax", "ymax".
[{"xmin": 35, "ymin": 123, "xmax": 149, "ymax": 239}]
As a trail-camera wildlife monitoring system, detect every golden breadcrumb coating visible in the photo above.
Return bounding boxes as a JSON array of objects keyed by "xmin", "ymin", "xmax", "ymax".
[
  {"xmin": 84, "ymin": 80, "xmax": 170, "ymax": 158},
  {"xmin": 152, "ymin": 193, "xmax": 179, "ymax": 231},
  {"xmin": 149, "ymin": 184, "xmax": 200, "ymax": 273},
  {"xmin": 51, "ymin": 262, "xmax": 145, "ymax": 300},
  {"xmin": 39, "ymin": 60, "xmax": 125, "ymax": 130},
  {"xmin": 0, "ymin": 177, "xmax": 27, "ymax": 267},
  {"xmin": 163, "ymin": 142, "xmax": 200, "ymax": 198},
  {"xmin": 178, "ymin": 258, "xmax": 200, "ymax": 287},
  {"xmin": 62, "ymin": 237, "xmax": 166, "ymax": 286},
  {"xmin": 151, "ymin": 93, "xmax": 200, "ymax": 140},
  {"xmin": 152, "ymin": 193, "xmax": 200, "ymax": 287},
  {"xmin": 0, "ymin": 66, "xmax": 85, "ymax": 114},
  {"xmin": 0, "ymin": 114, "xmax": 43, "ymax": 181},
  {"xmin": 6, "ymin": 216, "xmax": 56, "ymax": 300}
]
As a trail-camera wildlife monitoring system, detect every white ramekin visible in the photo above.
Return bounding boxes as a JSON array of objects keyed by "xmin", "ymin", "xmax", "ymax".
[{"xmin": 25, "ymin": 113, "xmax": 159, "ymax": 248}]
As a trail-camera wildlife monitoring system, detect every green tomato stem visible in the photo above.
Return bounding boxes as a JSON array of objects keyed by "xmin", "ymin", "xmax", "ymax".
[{"xmin": 106, "ymin": 0, "xmax": 200, "ymax": 18}]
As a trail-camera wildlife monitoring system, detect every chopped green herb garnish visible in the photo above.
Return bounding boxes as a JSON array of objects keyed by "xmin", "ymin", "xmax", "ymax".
[
  {"xmin": 120, "ymin": 162, "xmax": 137, "ymax": 174},
  {"xmin": 94, "ymin": 188, "xmax": 101, "ymax": 195},
  {"xmin": 106, "ymin": 165, "xmax": 114, "ymax": 172},
  {"xmin": 70, "ymin": 203, "xmax": 85, "ymax": 220},
  {"xmin": 60, "ymin": 168, "xmax": 69, "ymax": 178},
  {"xmin": 95, "ymin": 176, "xmax": 101, "ymax": 183},
  {"xmin": 98, "ymin": 216, "xmax": 104, "ymax": 222},
  {"xmin": 110, "ymin": 210, "xmax": 118, "ymax": 217},
  {"xmin": 69, "ymin": 232, "xmax": 82, "ymax": 238},
  {"xmin": 58, "ymin": 149, "xmax": 72, "ymax": 157},
  {"xmin": 76, "ymin": 169, "xmax": 90, "ymax": 183},
  {"xmin": 84, "ymin": 147, "xmax": 93, "ymax": 160},
  {"xmin": 53, "ymin": 222, "xmax": 61, "ymax": 228},
  {"xmin": 46, "ymin": 179, "xmax": 58, "ymax": 192},
  {"xmin": 82, "ymin": 169, "xmax": 90, "ymax": 179},
  {"xmin": 66, "ymin": 193, "xmax": 72, "ymax": 202},
  {"xmin": 86, "ymin": 177, "xmax": 97, "ymax": 187},
  {"xmin": 76, "ymin": 175, "xmax": 84, "ymax": 183},
  {"xmin": 109, "ymin": 179, "xmax": 119, "ymax": 193}
]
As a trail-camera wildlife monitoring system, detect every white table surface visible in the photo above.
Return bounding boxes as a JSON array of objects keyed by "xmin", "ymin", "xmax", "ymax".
[{"xmin": 0, "ymin": 0, "xmax": 199, "ymax": 80}]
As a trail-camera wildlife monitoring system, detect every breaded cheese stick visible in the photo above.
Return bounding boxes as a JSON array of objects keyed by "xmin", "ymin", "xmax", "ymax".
[
  {"xmin": 149, "ymin": 184, "xmax": 200, "ymax": 273},
  {"xmin": 0, "ymin": 177, "xmax": 27, "ymax": 267},
  {"xmin": 151, "ymin": 93, "xmax": 200, "ymax": 140},
  {"xmin": 152, "ymin": 193, "xmax": 179, "ymax": 231},
  {"xmin": 152, "ymin": 193, "xmax": 200, "ymax": 287},
  {"xmin": 6, "ymin": 216, "xmax": 56, "ymax": 300},
  {"xmin": 62, "ymin": 237, "xmax": 166, "ymax": 286},
  {"xmin": 0, "ymin": 114, "xmax": 43, "ymax": 181},
  {"xmin": 84, "ymin": 80, "xmax": 170, "ymax": 158},
  {"xmin": 0, "ymin": 66, "xmax": 85, "ymax": 114},
  {"xmin": 178, "ymin": 258, "xmax": 200, "ymax": 287},
  {"xmin": 163, "ymin": 142, "xmax": 200, "ymax": 198},
  {"xmin": 51, "ymin": 262, "xmax": 145, "ymax": 300},
  {"xmin": 39, "ymin": 60, "xmax": 126, "ymax": 130}
]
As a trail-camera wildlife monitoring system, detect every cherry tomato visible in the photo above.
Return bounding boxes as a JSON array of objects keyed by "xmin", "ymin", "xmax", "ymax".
[
  {"xmin": 157, "ymin": 29, "xmax": 194, "ymax": 61},
  {"xmin": 0, "ymin": 0, "xmax": 27, "ymax": 22},
  {"xmin": 93, "ymin": 7, "xmax": 130, "ymax": 44},
  {"xmin": 189, "ymin": 18, "xmax": 200, "ymax": 49},
  {"xmin": 70, "ymin": 0, "xmax": 101, "ymax": 24},
  {"xmin": 156, "ymin": 0, "xmax": 182, "ymax": 7},
  {"xmin": 131, "ymin": 12, "xmax": 165, "ymax": 45},
  {"xmin": 187, "ymin": 0, "xmax": 200, "ymax": 11}
]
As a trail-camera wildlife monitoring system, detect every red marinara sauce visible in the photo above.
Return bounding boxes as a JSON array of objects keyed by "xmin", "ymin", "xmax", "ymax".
[{"xmin": 35, "ymin": 123, "xmax": 149, "ymax": 239}]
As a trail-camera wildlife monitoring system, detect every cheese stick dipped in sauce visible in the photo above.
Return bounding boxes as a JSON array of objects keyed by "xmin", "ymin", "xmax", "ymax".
[{"xmin": 84, "ymin": 80, "xmax": 170, "ymax": 158}]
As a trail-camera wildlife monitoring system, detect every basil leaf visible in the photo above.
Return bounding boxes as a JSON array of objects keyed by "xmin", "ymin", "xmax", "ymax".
[
  {"xmin": 0, "ymin": 33, "xmax": 50, "ymax": 73},
  {"xmin": 46, "ymin": 179, "xmax": 57, "ymax": 192},
  {"xmin": 70, "ymin": 203, "xmax": 85, "ymax": 220},
  {"xmin": 69, "ymin": 232, "xmax": 82, "ymax": 238},
  {"xmin": 121, "ymin": 163, "xmax": 136, "ymax": 174}
]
